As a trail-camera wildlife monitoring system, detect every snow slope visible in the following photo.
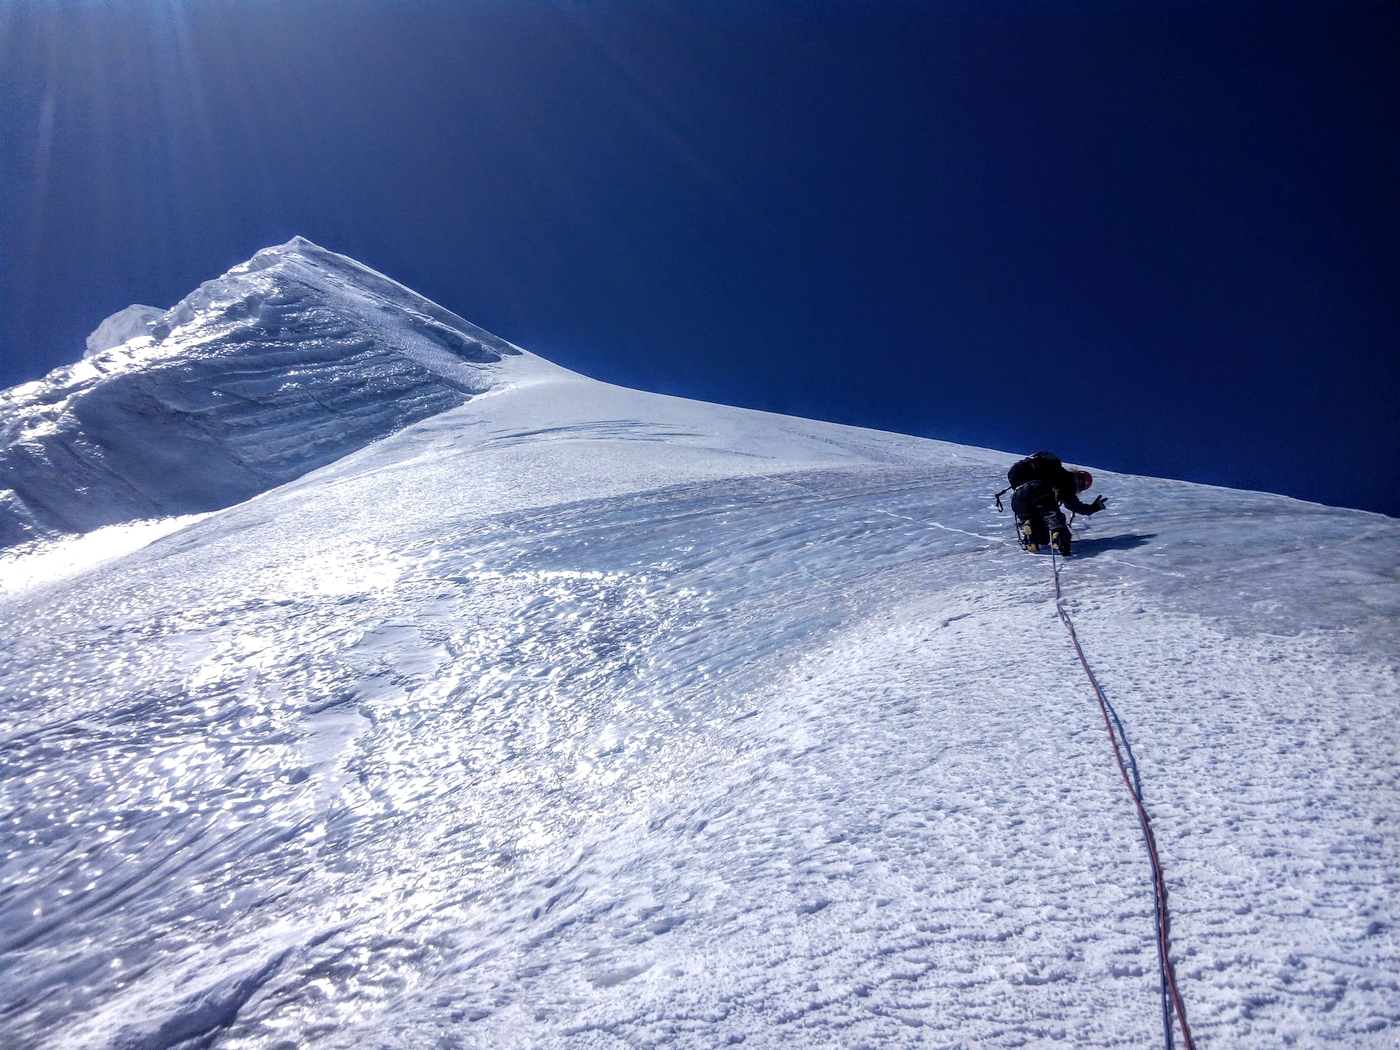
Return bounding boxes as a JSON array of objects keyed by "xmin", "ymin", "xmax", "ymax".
[
  {"xmin": 1, "ymin": 247, "xmax": 1397, "ymax": 1050},
  {"xmin": 0, "ymin": 238, "xmax": 537, "ymax": 548}
]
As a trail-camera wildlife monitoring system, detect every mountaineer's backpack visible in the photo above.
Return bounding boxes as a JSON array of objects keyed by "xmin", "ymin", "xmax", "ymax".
[
  {"xmin": 1006, "ymin": 451, "xmax": 1062, "ymax": 489},
  {"xmin": 994, "ymin": 451, "xmax": 1062, "ymax": 512}
]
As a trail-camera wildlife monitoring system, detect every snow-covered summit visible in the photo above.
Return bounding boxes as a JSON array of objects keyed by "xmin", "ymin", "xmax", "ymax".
[{"xmin": 0, "ymin": 237, "xmax": 553, "ymax": 548}]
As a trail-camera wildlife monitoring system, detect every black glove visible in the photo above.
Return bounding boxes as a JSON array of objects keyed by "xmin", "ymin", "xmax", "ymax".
[{"xmin": 1088, "ymin": 495, "xmax": 1107, "ymax": 514}]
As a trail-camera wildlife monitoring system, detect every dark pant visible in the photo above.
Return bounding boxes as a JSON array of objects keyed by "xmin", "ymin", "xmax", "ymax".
[{"xmin": 1011, "ymin": 481, "xmax": 1068, "ymax": 548}]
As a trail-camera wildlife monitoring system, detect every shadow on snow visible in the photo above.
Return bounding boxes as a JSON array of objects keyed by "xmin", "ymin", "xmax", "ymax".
[{"xmin": 1070, "ymin": 533, "xmax": 1157, "ymax": 557}]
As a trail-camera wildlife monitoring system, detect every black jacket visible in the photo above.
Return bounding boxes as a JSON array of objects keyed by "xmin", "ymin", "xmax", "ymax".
[{"xmin": 1038, "ymin": 465, "xmax": 1097, "ymax": 515}]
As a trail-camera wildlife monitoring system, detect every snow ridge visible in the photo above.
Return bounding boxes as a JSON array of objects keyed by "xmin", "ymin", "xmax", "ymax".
[{"xmin": 0, "ymin": 238, "xmax": 535, "ymax": 548}]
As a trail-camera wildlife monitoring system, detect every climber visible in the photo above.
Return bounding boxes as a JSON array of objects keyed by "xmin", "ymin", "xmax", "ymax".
[{"xmin": 998, "ymin": 451, "xmax": 1107, "ymax": 556}]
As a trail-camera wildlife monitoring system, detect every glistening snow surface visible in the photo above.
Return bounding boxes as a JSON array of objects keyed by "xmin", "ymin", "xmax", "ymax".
[{"xmin": 2, "ymin": 249, "xmax": 1398, "ymax": 1050}]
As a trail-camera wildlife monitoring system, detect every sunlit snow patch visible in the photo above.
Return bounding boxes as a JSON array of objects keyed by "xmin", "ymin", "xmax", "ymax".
[{"xmin": 0, "ymin": 513, "xmax": 209, "ymax": 595}]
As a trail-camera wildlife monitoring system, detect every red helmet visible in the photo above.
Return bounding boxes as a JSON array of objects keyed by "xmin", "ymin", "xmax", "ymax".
[{"xmin": 1075, "ymin": 471, "xmax": 1093, "ymax": 492}]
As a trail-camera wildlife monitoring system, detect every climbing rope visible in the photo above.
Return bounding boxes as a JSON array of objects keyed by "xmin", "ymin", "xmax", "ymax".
[{"xmin": 1049, "ymin": 544, "xmax": 1196, "ymax": 1050}]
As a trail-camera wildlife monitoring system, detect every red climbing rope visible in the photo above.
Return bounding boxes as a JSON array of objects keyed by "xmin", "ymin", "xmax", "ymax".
[{"xmin": 1050, "ymin": 547, "xmax": 1197, "ymax": 1050}]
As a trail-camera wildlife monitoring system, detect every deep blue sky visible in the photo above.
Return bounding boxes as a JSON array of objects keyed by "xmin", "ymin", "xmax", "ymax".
[{"xmin": 2, "ymin": 1, "xmax": 1396, "ymax": 516}]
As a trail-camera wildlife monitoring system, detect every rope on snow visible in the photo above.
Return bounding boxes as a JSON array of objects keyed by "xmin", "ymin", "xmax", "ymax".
[{"xmin": 1049, "ymin": 544, "xmax": 1196, "ymax": 1050}]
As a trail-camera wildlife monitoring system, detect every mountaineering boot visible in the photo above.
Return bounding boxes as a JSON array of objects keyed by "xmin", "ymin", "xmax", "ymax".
[
  {"xmin": 1020, "ymin": 520, "xmax": 1039, "ymax": 552},
  {"xmin": 1051, "ymin": 528, "xmax": 1071, "ymax": 557}
]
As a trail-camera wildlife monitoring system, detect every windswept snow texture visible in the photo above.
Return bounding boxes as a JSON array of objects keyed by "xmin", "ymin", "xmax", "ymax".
[
  {"xmin": 83, "ymin": 305, "xmax": 164, "ymax": 359},
  {"xmin": 2, "ymin": 275, "xmax": 1399, "ymax": 1049},
  {"xmin": 0, "ymin": 237, "xmax": 524, "ymax": 548}
]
